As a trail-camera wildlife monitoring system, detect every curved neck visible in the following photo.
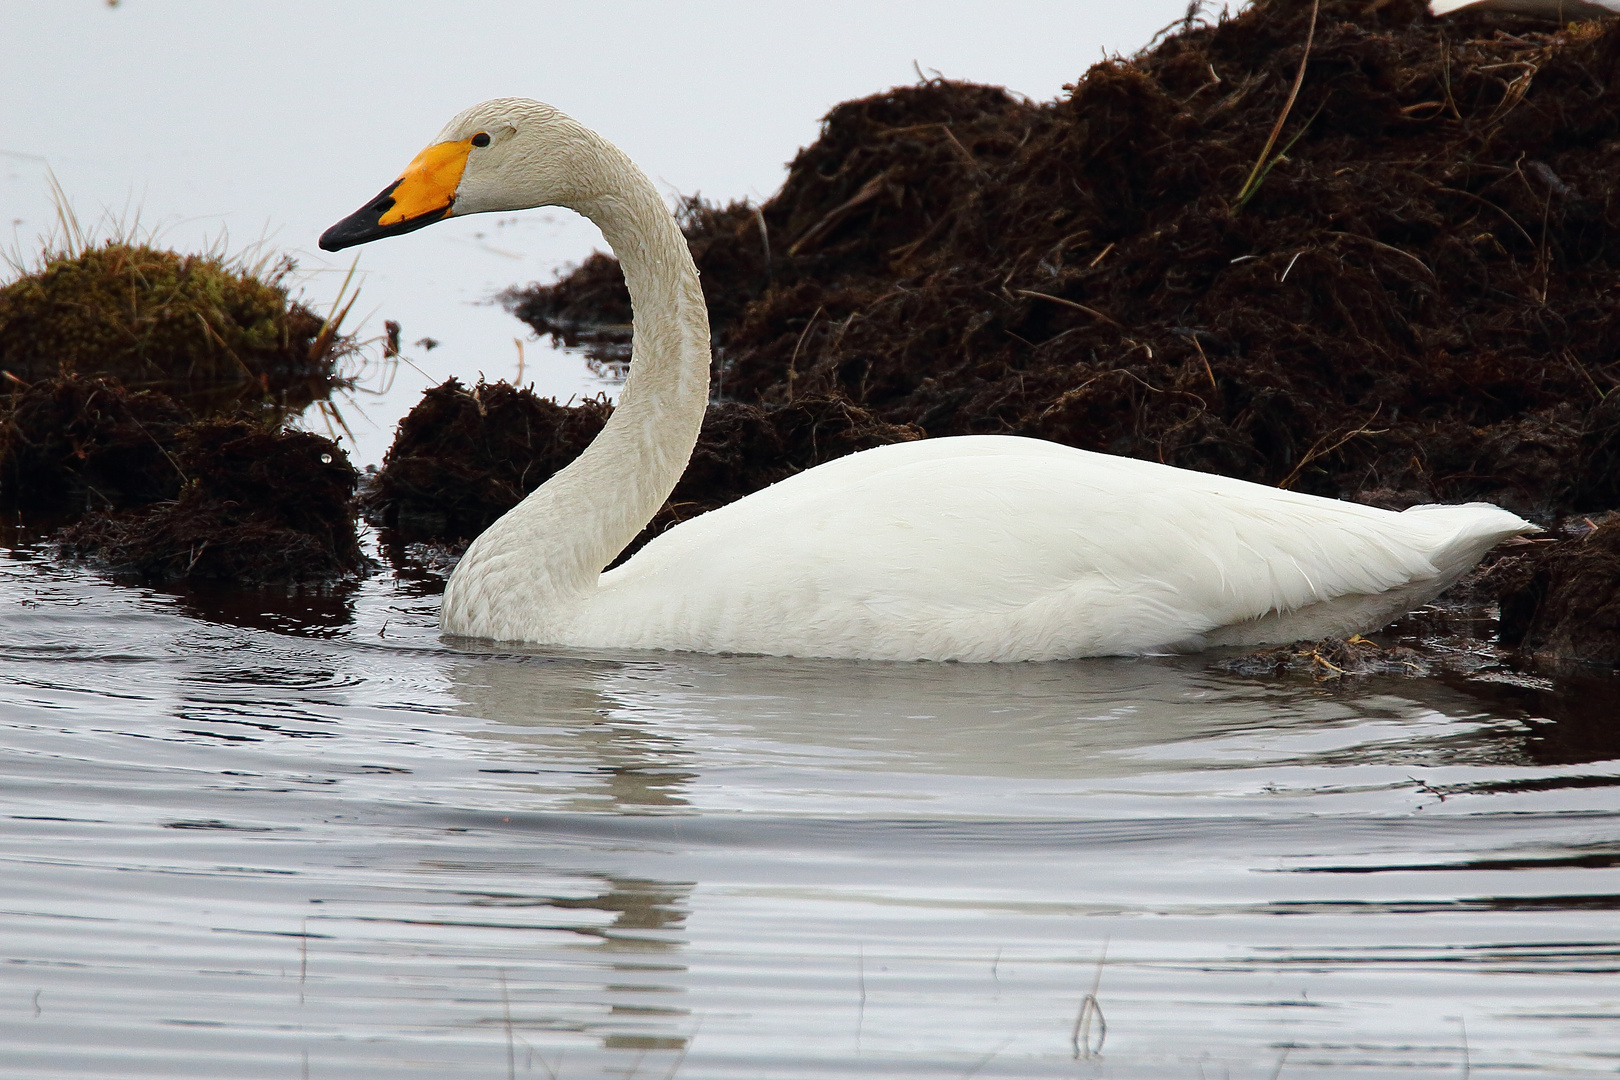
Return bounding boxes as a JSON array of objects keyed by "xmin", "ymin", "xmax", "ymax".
[
  {"xmin": 562, "ymin": 172, "xmax": 712, "ymax": 566},
  {"xmin": 440, "ymin": 137, "xmax": 709, "ymax": 639}
]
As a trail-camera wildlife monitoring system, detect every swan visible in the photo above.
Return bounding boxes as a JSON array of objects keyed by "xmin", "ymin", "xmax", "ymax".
[
  {"xmin": 320, "ymin": 98, "xmax": 1535, "ymax": 662},
  {"xmin": 1430, "ymin": 0, "xmax": 1619, "ymax": 15}
]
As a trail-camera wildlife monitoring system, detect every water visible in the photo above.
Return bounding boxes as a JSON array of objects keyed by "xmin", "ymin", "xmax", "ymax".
[{"xmin": 2, "ymin": 537, "xmax": 1618, "ymax": 1078}]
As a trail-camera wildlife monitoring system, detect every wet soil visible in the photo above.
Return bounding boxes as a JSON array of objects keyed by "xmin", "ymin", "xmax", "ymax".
[
  {"xmin": 59, "ymin": 419, "xmax": 365, "ymax": 586},
  {"xmin": 366, "ymin": 378, "xmax": 920, "ymax": 561},
  {"xmin": 0, "ymin": 244, "xmax": 366, "ymax": 584}
]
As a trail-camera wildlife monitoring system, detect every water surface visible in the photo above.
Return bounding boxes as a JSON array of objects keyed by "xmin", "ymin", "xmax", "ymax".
[{"xmin": 2, "ymin": 540, "xmax": 1617, "ymax": 1078}]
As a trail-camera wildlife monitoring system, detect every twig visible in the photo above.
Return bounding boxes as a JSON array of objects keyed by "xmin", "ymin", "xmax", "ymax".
[
  {"xmin": 788, "ymin": 172, "xmax": 890, "ymax": 256},
  {"xmin": 753, "ymin": 204, "xmax": 771, "ymax": 284},
  {"xmin": 1014, "ymin": 289, "xmax": 1122, "ymax": 328},
  {"xmin": 1071, "ymin": 939, "xmax": 1109, "ymax": 1060},
  {"xmin": 1329, "ymin": 231, "xmax": 1436, "ymax": 278},
  {"xmin": 787, "ymin": 305, "xmax": 824, "ymax": 403},
  {"xmin": 940, "ymin": 125, "xmax": 986, "ymax": 176},
  {"xmin": 1277, "ymin": 407, "xmax": 1386, "ymax": 490},
  {"xmin": 1235, "ymin": 0, "xmax": 1321, "ymax": 209},
  {"xmin": 1434, "ymin": 186, "xmax": 1537, "ymax": 248},
  {"xmin": 1190, "ymin": 334, "xmax": 1218, "ymax": 391}
]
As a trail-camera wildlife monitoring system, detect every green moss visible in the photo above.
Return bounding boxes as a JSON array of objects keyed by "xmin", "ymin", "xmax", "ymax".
[{"xmin": 0, "ymin": 242, "xmax": 349, "ymax": 416}]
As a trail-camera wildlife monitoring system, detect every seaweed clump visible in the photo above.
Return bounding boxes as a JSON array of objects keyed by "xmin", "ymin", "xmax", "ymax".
[
  {"xmin": 364, "ymin": 378, "xmax": 615, "ymax": 540},
  {"xmin": 367, "ymin": 378, "xmax": 920, "ymax": 558},
  {"xmin": 0, "ymin": 374, "xmax": 192, "ymax": 514},
  {"xmin": 507, "ymin": 0, "xmax": 1620, "ymax": 521}
]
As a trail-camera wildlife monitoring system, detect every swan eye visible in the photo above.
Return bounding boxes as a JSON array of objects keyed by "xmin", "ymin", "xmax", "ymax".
[{"xmin": 471, "ymin": 132, "xmax": 491, "ymax": 148}]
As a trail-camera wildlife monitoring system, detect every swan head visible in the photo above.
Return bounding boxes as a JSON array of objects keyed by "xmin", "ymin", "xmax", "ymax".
[{"xmin": 319, "ymin": 98, "xmax": 592, "ymax": 252}]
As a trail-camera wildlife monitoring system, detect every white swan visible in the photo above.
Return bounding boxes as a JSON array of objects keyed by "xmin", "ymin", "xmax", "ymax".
[
  {"xmin": 321, "ymin": 98, "xmax": 1535, "ymax": 662},
  {"xmin": 1430, "ymin": 0, "xmax": 1619, "ymax": 16}
]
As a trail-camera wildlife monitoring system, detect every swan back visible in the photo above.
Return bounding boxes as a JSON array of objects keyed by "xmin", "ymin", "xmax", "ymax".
[{"xmin": 573, "ymin": 437, "xmax": 1532, "ymax": 660}]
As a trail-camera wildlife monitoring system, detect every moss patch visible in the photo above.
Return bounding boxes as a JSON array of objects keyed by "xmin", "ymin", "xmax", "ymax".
[{"xmin": 0, "ymin": 243, "xmax": 351, "ymax": 417}]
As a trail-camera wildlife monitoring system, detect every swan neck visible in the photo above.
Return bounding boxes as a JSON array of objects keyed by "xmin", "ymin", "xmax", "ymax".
[
  {"xmin": 566, "ymin": 159, "xmax": 711, "ymax": 563},
  {"xmin": 440, "ymin": 133, "xmax": 710, "ymax": 641}
]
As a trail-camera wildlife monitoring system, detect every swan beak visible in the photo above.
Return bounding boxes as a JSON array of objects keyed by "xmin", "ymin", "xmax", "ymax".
[{"xmin": 319, "ymin": 137, "xmax": 476, "ymax": 251}]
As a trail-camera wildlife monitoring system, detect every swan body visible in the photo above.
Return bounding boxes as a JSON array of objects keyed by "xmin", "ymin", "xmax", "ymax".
[
  {"xmin": 1430, "ymin": 0, "xmax": 1619, "ymax": 15},
  {"xmin": 322, "ymin": 98, "xmax": 1536, "ymax": 662}
]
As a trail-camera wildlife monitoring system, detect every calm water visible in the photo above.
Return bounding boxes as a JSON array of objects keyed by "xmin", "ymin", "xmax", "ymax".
[{"xmin": 2, "ymin": 535, "xmax": 1618, "ymax": 1079}]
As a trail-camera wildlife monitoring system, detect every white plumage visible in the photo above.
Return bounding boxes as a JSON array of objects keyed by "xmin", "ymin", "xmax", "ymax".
[
  {"xmin": 577, "ymin": 437, "xmax": 1528, "ymax": 660},
  {"xmin": 1430, "ymin": 0, "xmax": 1619, "ymax": 15},
  {"xmin": 323, "ymin": 98, "xmax": 1535, "ymax": 662}
]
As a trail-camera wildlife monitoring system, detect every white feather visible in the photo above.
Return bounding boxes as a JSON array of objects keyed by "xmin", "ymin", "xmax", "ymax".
[
  {"xmin": 345, "ymin": 99, "xmax": 1536, "ymax": 662},
  {"xmin": 1430, "ymin": 0, "xmax": 1619, "ymax": 15}
]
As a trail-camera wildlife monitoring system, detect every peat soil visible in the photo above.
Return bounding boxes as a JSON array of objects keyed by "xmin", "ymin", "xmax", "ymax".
[
  {"xmin": 439, "ymin": 0, "xmax": 1619, "ymax": 668},
  {"xmin": 366, "ymin": 378, "xmax": 920, "ymax": 565},
  {"xmin": 0, "ymin": 243, "xmax": 367, "ymax": 585}
]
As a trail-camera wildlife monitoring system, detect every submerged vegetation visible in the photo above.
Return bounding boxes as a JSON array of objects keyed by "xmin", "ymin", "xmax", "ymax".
[{"xmin": 0, "ymin": 232, "xmax": 369, "ymax": 585}]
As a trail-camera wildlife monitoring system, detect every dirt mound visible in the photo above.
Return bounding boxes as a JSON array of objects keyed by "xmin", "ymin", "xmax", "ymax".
[
  {"xmin": 362, "ymin": 379, "xmax": 615, "ymax": 539},
  {"xmin": 366, "ymin": 379, "xmax": 920, "ymax": 557},
  {"xmin": 506, "ymin": 0, "xmax": 1620, "ymax": 521},
  {"xmin": 0, "ymin": 242, "xmax": 354, "ymax": 418},
  {"xmin": 62, "ymin": 419, "xmax": 365, "ymax": 586},
  {"xmin": 0, "ymin": 374, "xmax": 192, "ymax": 515},
  {"xmin": 1494, "ymin": 517, "xmax": 1620, "ymax": 666},
  {"xmin": 0, "ymin": 236, "xmax": 370, "ymax": 584}
]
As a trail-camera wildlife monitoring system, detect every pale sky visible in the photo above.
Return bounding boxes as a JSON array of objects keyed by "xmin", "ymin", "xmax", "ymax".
[{"xmin": 3, "ymin": 0, "xmax": 1219, "ymax": 463}]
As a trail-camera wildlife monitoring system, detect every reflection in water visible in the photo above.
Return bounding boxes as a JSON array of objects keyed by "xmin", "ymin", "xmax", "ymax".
[
  {"xmin": 442, "ymin": 647, "xmax": 1594, "ymax": 786},
  {"xmin": 1441, "ymin": 669, "xmax": 1620, "ymax": 767},
  {"xmin": 172, "ymin": 580, "xmax": 359, "ymax": 635},
  {"xmin": 451, "ymin": 656, "xmax": 700, "ymax": 811},
  {"xmin": 3, "ymin": 545, "xmax": 1618, "ymax": 1078}
]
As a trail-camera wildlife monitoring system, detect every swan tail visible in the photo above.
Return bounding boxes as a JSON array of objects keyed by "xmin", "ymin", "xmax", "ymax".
[{"xmin": 1398, "ymin": 502, "xmax": 1540, "ymax": 581}]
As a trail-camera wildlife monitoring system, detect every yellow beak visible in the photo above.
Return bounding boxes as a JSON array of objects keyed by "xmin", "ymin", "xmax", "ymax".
[{"xmin": 320, "ymin": 136, "xmax": 477, "ymax": 251}]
